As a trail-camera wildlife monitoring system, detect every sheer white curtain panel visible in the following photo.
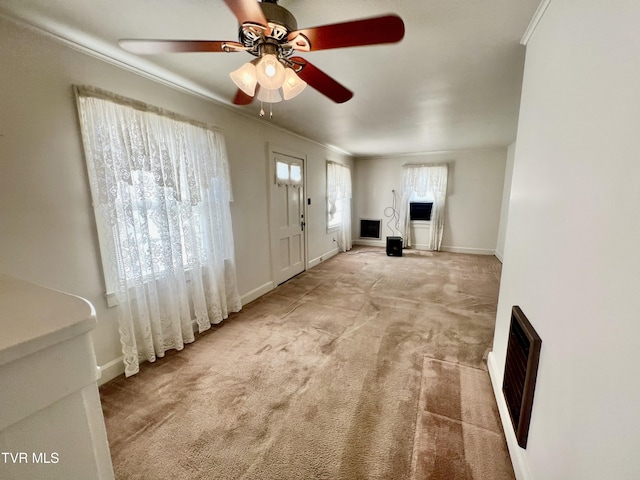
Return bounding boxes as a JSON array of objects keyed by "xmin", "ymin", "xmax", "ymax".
[
  {"xmin": 76, "ymin": 87, "xmax": 241, "ymax": 377},
  {"xmin": 327, "ymin": 163, "xmax": 352, "ymax": 252},
  {"xmin": 399, "ymin": 164, "xmax": 449, "ymax": 250}
]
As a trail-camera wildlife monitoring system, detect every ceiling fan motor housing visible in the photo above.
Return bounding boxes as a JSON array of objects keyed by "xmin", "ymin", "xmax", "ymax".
[
  {"xmin": 260, "ymin": 0, "xmax": 297, "ymax": 31},
  {"xmin": 239, "ymin": 1, "xmax": 297, "ymax": 56}
]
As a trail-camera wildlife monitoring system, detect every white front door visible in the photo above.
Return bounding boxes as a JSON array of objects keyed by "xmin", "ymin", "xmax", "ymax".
[{"xmin": 269, "ymin": 150, "xmax": 306, "ymax": 285}]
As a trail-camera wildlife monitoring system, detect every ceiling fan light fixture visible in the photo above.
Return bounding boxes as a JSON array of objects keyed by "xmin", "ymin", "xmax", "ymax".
[
  {"xmin": 256, "ymin": 54, "xmax": 286, "ymax": 90},
  {"xmin": 282, "ymin": 67, "xmax": 307, "ymax": 100},
  {"xmin": 229, "ymin": 61, "xmax": 258, "ymax": 96},
  {"xmin": 257, "ymin": 87, "xmax": 283, "ymax": 104}
]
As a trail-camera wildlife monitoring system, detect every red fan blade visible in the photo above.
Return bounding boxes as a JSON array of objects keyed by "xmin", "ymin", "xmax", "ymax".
[
  {"xmin": 119, "ymin": 39, "xmax": 244, "ymax": 54},
  {"xmin": 233, "ymin": 87, "xmax": 255, "ymax": 105},
  {"xmin": 288, "ymin": 14, "xmax": 404, "ymax": 52},
  {"xmin": 290, "ymin": 57, "xmax": 353, "ymax": 103},
  {"xmin": 223, "ymin": 0, "xmax": 269, "ymax": 28}
]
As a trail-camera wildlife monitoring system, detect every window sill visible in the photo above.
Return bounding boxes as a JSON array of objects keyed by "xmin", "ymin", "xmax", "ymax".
[
  {"xmin": 410, "ymin": 220, "xmax": 432, "ymax": 227},
  {"xmin": 105, "ymin": 292, "xmax": 118, "ymax": 308}
]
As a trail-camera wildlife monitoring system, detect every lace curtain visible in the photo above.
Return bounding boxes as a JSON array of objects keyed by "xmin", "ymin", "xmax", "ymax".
[
  {"xmin": 399, "ymin": 164, "xmax": 449, "ymax": 250},
  {"xmin": 327, "ymin": 162, "xmax": 352, "ymax": 252},
  {"xmin": 76, "ymin": 86, "xmax": 242, "ymax": 377}
]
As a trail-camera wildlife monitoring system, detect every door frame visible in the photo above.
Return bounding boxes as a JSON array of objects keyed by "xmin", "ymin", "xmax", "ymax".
[{"xmin": 267, "ymin": 143, "xmax": 308, "ymax": 288}]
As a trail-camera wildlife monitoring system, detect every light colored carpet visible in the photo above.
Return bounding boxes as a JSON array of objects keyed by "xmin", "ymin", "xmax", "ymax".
[{"xmin": 99, "ymin": 247, "xmax": 514, "ymax": 479}]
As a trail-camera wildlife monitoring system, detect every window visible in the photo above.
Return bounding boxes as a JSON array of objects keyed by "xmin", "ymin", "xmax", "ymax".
[
  {"xmin": 409, "ymin": 202, "xmax": 433, "ymax": 221},
  {"xmin": 327, "ymin": 162, "xmax": 350, "ymax": 230},
  {"xmin": 111, "ymin": 170, "xmax": 194, "ymax": 282},
  {"xmin": 76, "ymin": 86, "xmax": 241, "ymax": 377},
  {"xmin": 76, "ymin": 90, "xmax": 236, "ymax": 294},
  {"xmin": 400, "ymin": 164, "xmax": 448, "ymax": 250},
  {"xmin": 409, "ymin": 192, "xmax": 435, "ymax": 221},
  {"xmin": 276, "ymin": 159, "xmax": 303, "ymax": 187},
  {"xmin": 327, "ymin": 200, "xmax": 342, "ymax": 230},
  {"xmin": 326, "ymin": 162, "xmax": 352, "ymax": 251}
]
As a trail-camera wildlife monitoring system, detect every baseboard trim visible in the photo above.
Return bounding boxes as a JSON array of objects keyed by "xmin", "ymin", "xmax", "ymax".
[
  {"xmin": 353, "ymin": 239, "xmax": 385, "ymax": 248},
  {"xmin": 487, "ymin": 352, "xmax": 532, "ymax": 480},
  {"xmin": 97, "ymin": 356, "xmax": 125, "ymax": 386},
  {"xmin": 308, "ymin": 247, "xmax": 340, "ymax": 268},
  {"xmin": 441, "ymin": 246, "xmax": 495, "ymax": 255},
  {"xmin": 495, "ymin": 250, "xmax": 504, "ymax": 263},
  {"xmin": 353, "ymin": 240, "xmax": 496, "ymax": 256},
  {"xmin": 241, "ymin": 281, "xmax": 274, "ymax": 306},
  {"xmin": 97, "ymin": 282, "xmax": 273, "ymax": 386}
]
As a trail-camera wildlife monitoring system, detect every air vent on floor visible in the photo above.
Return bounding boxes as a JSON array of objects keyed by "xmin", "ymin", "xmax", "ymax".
[{"xmin": 502, "ymin": 306, "xmax": 542, "ymax": 449}]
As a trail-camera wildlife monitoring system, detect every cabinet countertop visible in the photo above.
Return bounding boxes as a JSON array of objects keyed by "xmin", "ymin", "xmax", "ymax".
[{"xmin": 0, "ymin": 274, "xmax": 96, "ymax": 367}]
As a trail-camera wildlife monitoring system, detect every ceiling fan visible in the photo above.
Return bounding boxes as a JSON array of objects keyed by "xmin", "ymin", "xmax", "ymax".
[{"xmin": 119, "ymin": 0, "xmax": 405, "ymax": 113}]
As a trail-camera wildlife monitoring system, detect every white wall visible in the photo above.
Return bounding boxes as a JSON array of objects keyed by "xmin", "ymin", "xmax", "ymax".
[
  {"xmin": 353, "ymin": 150, "xmax": 507, "ymax": 255},
  {"xmin": 495, "ymin": 141, "xmax": 516, "ymax": 261},
  {"xmin": 0, "ymin": 16, "xmax": 350, "ymax": 380},
  {"xmin": 489, "ymin": 1, "xmax": 640, "ymax": 479}
]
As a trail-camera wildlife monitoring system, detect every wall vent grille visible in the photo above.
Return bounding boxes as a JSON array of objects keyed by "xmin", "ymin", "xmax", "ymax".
[
  {"xmin": 360, "ymin": 219, "xmax": 381, "ymax": 239},
  {"xmin": 502, "ymin": 305, "xmax": 542, "ymax": 448}
]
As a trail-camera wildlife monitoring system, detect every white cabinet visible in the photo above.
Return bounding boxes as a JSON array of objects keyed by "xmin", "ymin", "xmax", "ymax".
[{"xmin": 0, "ymin": 274, "xmax": 114, "ymax": 480}]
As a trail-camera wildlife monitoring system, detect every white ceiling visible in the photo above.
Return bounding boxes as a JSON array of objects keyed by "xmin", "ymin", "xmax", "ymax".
[{"xmin": 0, "ymin": 0, "xmax": 541, "ymax": 157}]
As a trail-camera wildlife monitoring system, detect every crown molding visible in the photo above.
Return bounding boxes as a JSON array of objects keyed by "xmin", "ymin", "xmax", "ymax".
[
  {"xmin": 355, "ymin": 145, "xmax": 508, "ymax": 161},
  {"xmin": 521, "ymin": 0, "xmax": 552, "ymax": 46},
  {"xmin": 0, "ymin": 9, "xmax": 229, "ymax": 103}
]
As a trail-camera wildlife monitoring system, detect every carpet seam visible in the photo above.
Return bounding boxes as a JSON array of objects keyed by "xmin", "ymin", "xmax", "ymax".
[
  {"xmin": 422, "ymin": 354, "xmax": 489, "ymax": 372},
  {"xmin": 422, "ymin": 411, "xmax": 504, "ymax": 437}
]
